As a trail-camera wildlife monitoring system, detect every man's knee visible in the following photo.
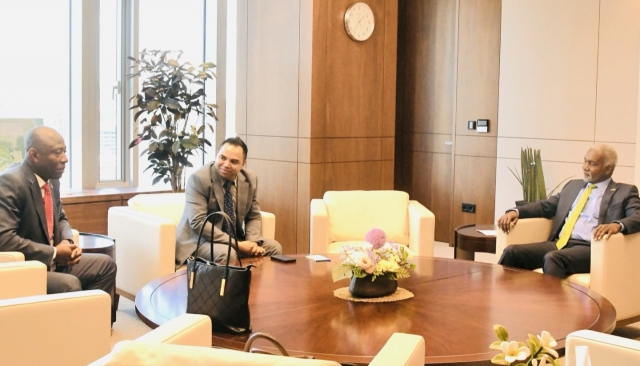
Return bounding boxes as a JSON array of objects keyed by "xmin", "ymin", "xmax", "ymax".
[
  {"xmin": 542, "ymin": 251, "xmax": 566, "ymax": 278},
  {"xmin": 47, "ymin": 273, "xmax": 82, "ymax": 294},
  {"xmin": 262, "ymin": 239, "xmax": 282, "ymax": 256},
  {"xmin": 498, "ymin": 245, "xmax": 518, "ymax": 265}
]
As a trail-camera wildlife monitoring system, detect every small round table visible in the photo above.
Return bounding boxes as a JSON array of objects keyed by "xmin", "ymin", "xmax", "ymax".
[{"xmin": 454, "ymin": 224, "xmax": 497, "ymax": 261}]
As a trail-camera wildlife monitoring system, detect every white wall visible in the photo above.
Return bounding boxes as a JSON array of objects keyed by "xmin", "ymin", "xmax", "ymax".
[{"xmin": 495, "ymin": 0, "xmax": 640, "ymax": 218}]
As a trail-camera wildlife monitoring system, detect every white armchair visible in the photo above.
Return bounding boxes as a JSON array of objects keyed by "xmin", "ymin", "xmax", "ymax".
[
  {"xmin": 565, "ymin": 330, "xmax": 640, "ymax": 365},
  {"xmin": 496, "ymin": 218, "xmax": 640, "ymax": 322},
  {"xmin": 0, "ymin": 261, "xmax": 112, "ymax": 366},
  {"xmin": 91, "ymin": 314, "xmax": 425, "ymax": 366},
  {"xmin": 310, "ymin": 190, "xmax": 435, "ymax": 256},
  {"xmin": 108, "ymin": 193, "xmax": 276, "ymax": 297}
]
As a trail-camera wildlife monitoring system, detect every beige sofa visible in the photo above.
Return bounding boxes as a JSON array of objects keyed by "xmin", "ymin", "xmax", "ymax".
[
  {"xmin": 496, "ymin": 218, "xmax": 640, "ymax": 322},
  {"xmin": 108, "ymin": 193, "xmax": 276, "ymax": 297},
  {"xmin": 0, "ymin": 260, "xmax": 111, "ymax": 366},
  {"xmin": 310, "ymin": 190, "xmax": 435, "ymax": 256},
  {"xmin": 565, "ymin": 330, "xmax": 640, "ymax": 365},
  {"xmin": 91, "ymin": 313, "xmax": 426, "ymax": 366}
]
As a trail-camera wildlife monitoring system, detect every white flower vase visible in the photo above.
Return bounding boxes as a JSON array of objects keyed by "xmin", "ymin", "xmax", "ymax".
[{"xmin": 349, "ymin": 274, "xmax": 397, "ymax": 298}]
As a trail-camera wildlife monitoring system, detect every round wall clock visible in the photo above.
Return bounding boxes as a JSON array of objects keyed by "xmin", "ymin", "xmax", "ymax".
[{"xmin": 344, "ymin": 2, "xmax": 375, "ymax": 42}]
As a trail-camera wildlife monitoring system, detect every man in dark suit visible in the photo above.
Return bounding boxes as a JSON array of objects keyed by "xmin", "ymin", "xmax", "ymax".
[
  {"xmin": 0, "ymin": 126, "xmax": 117, "ymax": 321},
  {"xmin": 175, "ymin": 136, "xmax": 282, "ymax": 266},
  {"xmin": 497, "ymin": 144, "xmax": 640, "ymax": 278}
]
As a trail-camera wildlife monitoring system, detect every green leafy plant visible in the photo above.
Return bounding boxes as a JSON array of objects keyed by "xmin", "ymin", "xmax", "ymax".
[
  {"xmin": 128, "ymin": 49, "xmax": 218, "ymax": 192},
  {"xmin": 489, "ymin": 324, "xmax": 560, "ymax": 366},
  {"xmin": 509, "ymin": 148, "xmax": 572, "ymax": 203}
]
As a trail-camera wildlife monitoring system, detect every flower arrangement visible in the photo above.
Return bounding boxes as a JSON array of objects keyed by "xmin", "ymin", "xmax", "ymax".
[
  {"xmin": 490, "ymin": 324, "xmax": 560, "ymax": 366},
  {"xmin": 331, "ymin": 228, "xmax": 415, "ymax": 282}
]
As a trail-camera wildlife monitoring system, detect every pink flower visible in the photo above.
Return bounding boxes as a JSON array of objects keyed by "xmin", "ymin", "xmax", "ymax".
[{"xmin": 365, "ymin": 228, "xmax": 387, "ymax": 249}]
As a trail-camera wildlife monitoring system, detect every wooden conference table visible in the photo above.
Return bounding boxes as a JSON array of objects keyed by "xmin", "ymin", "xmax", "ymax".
[{"xmin": 136, "ymin": 255, "xmax": 616, "ymax": 365}]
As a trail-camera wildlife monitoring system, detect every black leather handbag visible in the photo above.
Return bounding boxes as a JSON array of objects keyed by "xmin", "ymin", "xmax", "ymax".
[{"xmin": 186, "ymin": 211, "xmax": 254, "ymax": 333}]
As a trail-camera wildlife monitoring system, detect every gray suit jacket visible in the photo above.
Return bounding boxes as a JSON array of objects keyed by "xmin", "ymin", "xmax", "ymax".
[
  {"xmin": 0, "ymin": 162, "xmax": 73, "ymax": 268},
  {"xmin": 518, "ymin": 179, "xmax": 640, "ymax": 241},
  {"xmin": 175, "ymin": 163, "xmax": 263, "ymax": 266}
]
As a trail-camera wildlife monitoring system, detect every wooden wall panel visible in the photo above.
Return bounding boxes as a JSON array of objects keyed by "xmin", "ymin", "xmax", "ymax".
[
  {"xmin": 249, "ymin": 160, "xmax": 298, "ymax": 254},
  {"xmin": 241, "ymin": 0, "xmax": 398, "ymax": 253},
  {"xmin": 409, "ymin": 152, "xmax": 452, "ymax": 243},
  {"xmin": 63, "ymin": 200, "xmax": 121, "ymax": 235},
  {"xmin": 396, "ymin": 0, "xmax": 500, "ymax": 244},
  {"xmin": 395, "ymin": 0, "xmax": 456, "ymax": 243},
  {"xmin": 324, "ymin": 0, "xmax": 386, "ymax": 138},
  {"xmin": 456, "ymin": 0, "xmax": 501, "ymax": 137},
  {"xmin": 452, "ymin": 155, "xmax": 497, "ymax": 230}
]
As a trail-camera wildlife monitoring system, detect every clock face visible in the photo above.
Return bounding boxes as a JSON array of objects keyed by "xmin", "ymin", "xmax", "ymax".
[{"xmin": 344, "ymin": 2, "xmax": 375, "ymax": 42}]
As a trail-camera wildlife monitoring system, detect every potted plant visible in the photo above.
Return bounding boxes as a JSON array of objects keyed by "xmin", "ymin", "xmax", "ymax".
[
  {"xmin": 127, "ymin": 49, "xmax": 218, "ymax": 192},
  {"xmin": 509, "ymin": 148, "xmax": 571, "ymax": 205}
]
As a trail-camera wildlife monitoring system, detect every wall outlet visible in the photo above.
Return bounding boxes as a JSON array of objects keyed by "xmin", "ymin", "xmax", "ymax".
[{"xmin": 462, "ymin": 203, "xmax": 476, "ymax": 213}]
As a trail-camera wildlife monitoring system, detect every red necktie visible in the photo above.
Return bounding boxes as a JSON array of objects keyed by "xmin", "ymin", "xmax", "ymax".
[{"xmin": 43, "ymin": 183, "xmax": 54, "ymax": 242}]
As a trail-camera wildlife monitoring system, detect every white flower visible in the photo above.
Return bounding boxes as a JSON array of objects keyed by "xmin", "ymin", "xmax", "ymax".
[
  {"xmin": 537, "ymin": 331, "xmax": 559, "ymax": 358},
  {"xmin": 499, "ymin": 341, "xmax": 530, "ymax": 363},
  {"xmin": 357, "ymin": 255, "xmax": 376, "ymax": 274}
]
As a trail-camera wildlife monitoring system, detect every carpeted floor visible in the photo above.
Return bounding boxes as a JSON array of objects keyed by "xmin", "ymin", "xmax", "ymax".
[{"xmin": 110, "ymin": 296, "xmax": 152, "ymax": 348}]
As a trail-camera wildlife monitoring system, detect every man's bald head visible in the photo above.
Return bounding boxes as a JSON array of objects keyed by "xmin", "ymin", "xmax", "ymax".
[{"xmin": 23, "ymin": 126, "xmax": 68, "ymax": 181}]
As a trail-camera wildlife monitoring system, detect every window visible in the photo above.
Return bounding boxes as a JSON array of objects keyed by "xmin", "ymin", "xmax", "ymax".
[
  {"xmin": 0, "ymin": 0, "xmax": 71, "ymax": 188},
  {"xmin": 0, "ymin": 0, "xmax": 220, "ymax": 191}
]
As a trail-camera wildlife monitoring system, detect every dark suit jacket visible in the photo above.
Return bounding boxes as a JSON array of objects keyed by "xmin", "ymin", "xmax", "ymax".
[
  {"xmin": 0, "ymin": 162, "xmax": 74, "ymax": 268},
  {"xmin": 175, "ymin": 163, "xmax": 263, "ymax": 266},
  {"xmin": 518, "ymin": 179, "xmax": 640, "ymax": 241}
]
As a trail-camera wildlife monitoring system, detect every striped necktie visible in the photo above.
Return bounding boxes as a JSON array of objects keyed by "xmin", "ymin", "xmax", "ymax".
[
  {"xmin": 222, "ymin": 180, "xmax": 236, "ymax": 235},
  {"xmin": 43, "ymin": 183, "xmax": 54, "ymax": 242},
  {"xmin": 556, "ymin": 184, "xmax": 595, "ymax": 250}
]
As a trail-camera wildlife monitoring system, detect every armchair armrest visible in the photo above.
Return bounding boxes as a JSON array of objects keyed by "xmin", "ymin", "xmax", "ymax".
[
  {"xmin": 495, "ymin": 218, "xmax": 553, "ymax": 258},
  {"xmin": 590, "ymin": 232, "xmax": 640, "ymax": 320},
  {"xmin": 566, "ymin": 330, "xmax": 640, "ymax": 366},
  {"xmin": 408, "ymin": 200, "xmax": 435, "ymax": 256},
  {"xmin": 108, "ymin": 206, "xmax": 177, "ymax": 296},
  {"xmin": 136, "ymin": 313, "xmax": 212, "ymax": 347},
  {"xmin": 260, "ymin": 211, "xmax": 276, "ymax": 240},
  {"xmin": 0, "ymin": 261, "xmax": 47, "ymax": 300},
  {"xmin": 0, "ymin": 252, "xmax": 25, "ymax": 263},
  {"xmin": 0, "ymin": 290, "xmax": 111, "ymax": 366},
  {"xmin": 310, "ymin": 199, "xmax": 330, "ymax": 253},
  {"xmin": 370, "ymin": 333, "xmax": 425, "ymax": 366}
]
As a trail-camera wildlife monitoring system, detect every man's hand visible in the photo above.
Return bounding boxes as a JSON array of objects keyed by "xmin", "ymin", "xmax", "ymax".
[
  {"xmin": 592, "ymin": 223, "xmax": 622, "ymax": 241},
  {"xmin": 237, "ymin": 241, "xmax": 265, "ymax": 257},
  {"xmin": 54, "ymin": 241, "xmax": 78, "ymax": 265},
  {"xmin": 497, "ymin": 211, "xmax": 519, "ymax": 233}
]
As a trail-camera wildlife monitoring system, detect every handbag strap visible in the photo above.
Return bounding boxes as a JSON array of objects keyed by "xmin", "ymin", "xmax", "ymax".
[{"xmin": 243, "ymin": 332, "xmax": 290, "ymax": 356}]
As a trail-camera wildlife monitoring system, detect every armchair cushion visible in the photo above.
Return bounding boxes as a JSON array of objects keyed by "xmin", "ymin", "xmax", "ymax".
[
  {"xmin": 0, "ymin": 261, "xmax": 47, "ymax": 300},
  {"xmin": 566, "ymin": 330, "xmax": 640, "ymax": 365},
  {"xmin": 311, "ymin": 190, "xmax": 435, "ymax": 257},
  {"xmin": 0, "ymin": 290, "xmax": 111, "ymax": 366},
  {"xmin": 128, "ymin": 193, "xmax": 186, "ymax": 225},
  {"xmin": 323, "ymin": 190, "xmax": 409, "ymax": 244}
]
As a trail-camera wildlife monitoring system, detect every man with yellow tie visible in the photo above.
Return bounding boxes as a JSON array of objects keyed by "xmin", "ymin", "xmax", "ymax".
[{"xmin": 497, "ymin": 144, "xmax": 640, "ymax": 278}]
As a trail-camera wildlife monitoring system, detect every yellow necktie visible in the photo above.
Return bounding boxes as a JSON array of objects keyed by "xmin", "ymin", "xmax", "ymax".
[{"xmin": 556, "ymin": 184, "xmax": 595, "ymax": 249}]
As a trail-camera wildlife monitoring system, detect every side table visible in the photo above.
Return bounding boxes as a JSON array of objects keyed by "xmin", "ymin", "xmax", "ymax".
[
  {"xmin": 78, "ymin": 232, "xmax": 119, "ymax": 321},
  {"xmin": 454, "ymin": 224, "xmax": 497, "ymax": 261}
]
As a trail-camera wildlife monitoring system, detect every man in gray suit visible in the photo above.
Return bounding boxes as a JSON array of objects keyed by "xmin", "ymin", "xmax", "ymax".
[
  {"xmin": 0, "ymin": 126, "xmax": 117, "ymax": 322},
  {"xmin": 175, "ymin": 136, "xmax": 282, "ymax": 266},
  {"xmin": 497, "ymin": 144, "xmax": 640, "ymax": 278}
]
